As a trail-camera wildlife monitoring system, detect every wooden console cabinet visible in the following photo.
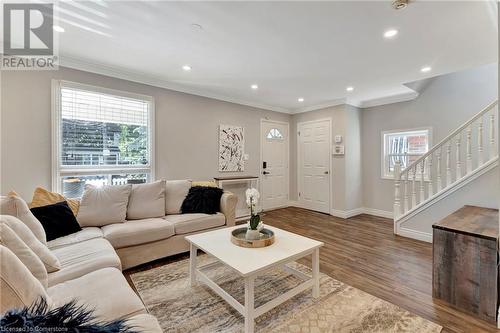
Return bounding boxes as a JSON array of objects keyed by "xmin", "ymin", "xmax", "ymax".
[{"xmin": 432, "ymin": 206, "xmax": 499, "ymax": 324}]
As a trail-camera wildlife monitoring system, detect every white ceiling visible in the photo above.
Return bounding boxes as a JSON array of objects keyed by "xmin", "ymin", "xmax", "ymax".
[{"xmin": 53, "ymin": 1, "xmax": 498, "ymax": 113}]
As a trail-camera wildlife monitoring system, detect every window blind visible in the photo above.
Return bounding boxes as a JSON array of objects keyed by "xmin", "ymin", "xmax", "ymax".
[{"xmin": 60, "ymin": 86, "xmax": 150, "ymax": 168}]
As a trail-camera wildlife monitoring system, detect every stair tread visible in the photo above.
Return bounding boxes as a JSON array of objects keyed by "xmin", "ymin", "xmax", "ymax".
[{"xmin": 432, "ymin": 205, "xmax": 498, "ymax": 240}]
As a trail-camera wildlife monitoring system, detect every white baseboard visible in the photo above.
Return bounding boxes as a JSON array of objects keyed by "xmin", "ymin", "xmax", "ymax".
[
  {"xmin": 362, "ymin": 208, "xmax": 394, "ymax": 219},
  {"xmin": 397, "ymin": 227, "xmax": 433, "ymax": 243},
  {"xmin": 331, "ymin": 208, "xmax": 365, "ymax": 219},
  {"xmin": 287, "ymin": 202, "xmax": 393, "ymax": 220}
]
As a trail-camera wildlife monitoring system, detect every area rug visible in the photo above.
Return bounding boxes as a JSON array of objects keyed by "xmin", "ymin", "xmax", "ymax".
[{"xmin": 130, "ymin": 255, "xmax": 442, "ymax": 333}]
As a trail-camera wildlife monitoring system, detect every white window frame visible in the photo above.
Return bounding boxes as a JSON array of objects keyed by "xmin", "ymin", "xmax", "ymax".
[
  {"xmin": 381, "ymin": 127, "xmax": 432, "ymax": 180},
  {"xmin": 51, "ymin": 80, "xmax": 155, "ymax": 192}
]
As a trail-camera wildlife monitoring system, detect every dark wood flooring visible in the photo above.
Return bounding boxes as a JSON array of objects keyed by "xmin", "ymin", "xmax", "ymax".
[{"xmin": 124, "ymin": 207, "xmax": 500, "ymax": 333}]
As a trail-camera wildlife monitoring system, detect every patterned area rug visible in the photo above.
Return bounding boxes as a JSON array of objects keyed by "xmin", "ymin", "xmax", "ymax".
[{"xmin": 130, "ymin": 255, "xmax": 442, "ymax": 333}]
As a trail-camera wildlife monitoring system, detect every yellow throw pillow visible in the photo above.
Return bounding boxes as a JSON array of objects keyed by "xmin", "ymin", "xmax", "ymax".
[
  {"xmin": 191, "ymin": 181, "xmax": 218, "ymax": 188},
  {"xmin": 30, "ymin": 187, "xmax": 80, "ymax": 216}
]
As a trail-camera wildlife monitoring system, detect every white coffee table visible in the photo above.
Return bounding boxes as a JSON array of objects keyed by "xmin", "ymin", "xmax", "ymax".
[{"xmin": 185, "ymin": 225, "xmax": 323, "ymax": 333}]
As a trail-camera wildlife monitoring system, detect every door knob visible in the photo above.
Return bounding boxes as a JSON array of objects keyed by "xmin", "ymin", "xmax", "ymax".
[
  {"xmin": 324, "ymin": 171, "xmax": 329, "ymax": 175},
  {"xmin": 263, "ymin": 171, "xmax": 270, "ymax": 175}
]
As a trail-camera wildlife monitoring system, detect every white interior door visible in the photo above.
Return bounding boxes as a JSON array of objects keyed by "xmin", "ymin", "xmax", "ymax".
[
  {"xmin": 298, "ymin": 119, "xmax": 331, "ymax": 214},
  {"xmin": 261, "ymin": 120, "xmax": 289, "ymax": 210}
]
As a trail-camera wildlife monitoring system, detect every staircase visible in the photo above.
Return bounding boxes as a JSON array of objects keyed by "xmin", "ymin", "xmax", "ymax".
[{"xmin": 393, "ymin": 100, "xmax": 499, "ymax": 238}]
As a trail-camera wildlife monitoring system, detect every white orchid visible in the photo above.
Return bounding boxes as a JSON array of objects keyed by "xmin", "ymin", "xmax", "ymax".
[
  {"xmin": 245, "ymin": 188, "xmax": 260, "ymax": 207},
  {"xmin": 245, "ymin": 188, "xmax": 261, "ymax": 230}
]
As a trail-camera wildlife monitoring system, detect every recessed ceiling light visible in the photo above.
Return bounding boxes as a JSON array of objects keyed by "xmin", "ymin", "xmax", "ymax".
[
  {"xmin": 190, "ymin": 23, "xmax": 203, "ymax": 31},
  {"xmin": 251, "ymin": 84, "xmax": 258, "ymax": 90},
  {"xmin": 298, "ymin": 97, "xmax": 304, "ymax": 102},
  {"xmin": 53, "ymin": 25, "xmax": 65, "ymax": 33},
  {"xmin": 346, "ymin": 86, "xmax": 354, "ymax": 92},
  {"xmin": 421, "ymin": 66, "xmax": 432, "ymax": 73},
  {"xmin": 182, "ymin": 65, "xmax": 192, "ymax": 71},
  {"xmin": 384, "ymin": 29, "xmax": 398, "ymax": 38}
]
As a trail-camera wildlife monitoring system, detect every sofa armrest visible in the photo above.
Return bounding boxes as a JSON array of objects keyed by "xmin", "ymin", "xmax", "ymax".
[{"xmin": 220, "ymin": 191, "xmax": 238, "ymax": 227}]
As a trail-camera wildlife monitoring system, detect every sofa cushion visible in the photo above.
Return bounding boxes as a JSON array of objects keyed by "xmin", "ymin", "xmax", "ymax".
[
  {"xmin": 165, "ymin": 180, "xmax": 192, "ymax": 214},
  {"xmin": 126, "ymin": 314, "xmax": 163, "ymax": 333},
  {"xmin": 1, "ymin": 246, "xmax": 51, "ymax": 313},
  {"xmin": 30, "ymin": 201, "xmax": 82, "ymax": 241},
  {"xmin": 127, "ymin": 180, "xmax": 166, "ymax": 220},
  {"xmin": 1, "ymin": 215, "xmax": 61, "ymax": 273},
  {"xmin": 47, "ymin": 227, "xmax": 103, "ymax": 249},
  {"xmin": 164, "ymin": 212, "xmax": 225, "ymax": 235},
  {"xmin": 77, "ymin": 184, "xmax": 132, "ymax": 227},
  {"xmin": 0, "ymin": 224, "xmax": 48, "ymax": 288},
  {"xmin": 48, "ymin": 238, "xmax": 121, "ymax": 286},
  {"xmin": 48, "ymin": 267, "xmax": 145, "ymax": 322},
  {"xmin": 0, "ymin": 194, "xmax": 47, "ymax": 244},
  {"xmin": 30, "ymin": 187, "xmax": 80, "ymax": 216},
  {"xmin": 102, "ymin": 218, "xmax": 175, "ymax": 248}
]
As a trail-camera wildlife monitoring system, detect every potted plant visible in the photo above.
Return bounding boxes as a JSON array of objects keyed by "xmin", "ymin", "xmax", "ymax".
[{"xmin": 245, "ymin": 188, "xmax": 263, "ymax": 240}]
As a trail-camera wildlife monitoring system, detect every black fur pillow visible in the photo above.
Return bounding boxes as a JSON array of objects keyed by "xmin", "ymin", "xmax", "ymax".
[
  {"xmin": 0, "ymin": 298, "xmax": 138, "ymax": 333},
  {"xmin": 181, "ymin": 186, "xmax": 224, "ymax": 215}
]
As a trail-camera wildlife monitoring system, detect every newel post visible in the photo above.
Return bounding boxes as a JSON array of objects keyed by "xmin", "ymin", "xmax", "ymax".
[{"xmin": 394, "ymin": 160, "xmax": 402, "ymax": 222}]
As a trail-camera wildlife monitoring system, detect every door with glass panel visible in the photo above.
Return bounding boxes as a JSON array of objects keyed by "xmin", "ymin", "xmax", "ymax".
[{"xmin": 261, "ymin": 120, "xmax": 289, "ymax": 210}]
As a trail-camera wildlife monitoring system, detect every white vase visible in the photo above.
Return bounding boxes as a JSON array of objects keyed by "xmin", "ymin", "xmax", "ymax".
[{"xmin": 246, "ymin": 229, "xmax": 261, "ymax": 240}]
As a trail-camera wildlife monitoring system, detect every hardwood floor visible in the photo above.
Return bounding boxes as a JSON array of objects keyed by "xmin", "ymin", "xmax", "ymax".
[{"xmin": 125, "ymin": 207, "xmax": 500, "ymax": 333}]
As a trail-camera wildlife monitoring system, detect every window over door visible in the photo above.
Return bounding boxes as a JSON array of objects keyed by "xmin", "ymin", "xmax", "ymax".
[
  {"xmin": 52, "ymin": 81, "xmax": 154, "ymax": 197},
  {"xmin": 382, "ymin": 128, "xmax": 431, "ymax": 179}
]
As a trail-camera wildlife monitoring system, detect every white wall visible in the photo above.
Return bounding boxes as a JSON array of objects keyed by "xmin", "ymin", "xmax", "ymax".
[
  {"xmin": 0, "ymin": 67, "xmax": 290, "ymax": 199},
  {"xmin": 361, "ymin": 63, "xmax": 498, "ymax": 214}
]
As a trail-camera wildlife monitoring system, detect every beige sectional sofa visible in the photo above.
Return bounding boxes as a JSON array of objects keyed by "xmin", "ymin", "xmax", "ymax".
[{"xmin": 0, "ymin": 179, "xmax": 238, "ymax": 332}]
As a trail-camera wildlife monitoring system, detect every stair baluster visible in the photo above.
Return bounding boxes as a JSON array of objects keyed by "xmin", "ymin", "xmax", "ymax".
[
  {"xmin": 446, "ymin": 142, "xmax": 452, "ymax": 186},
  {"xmin": 456, "ymin": 135, "xmax": 462, "ymax": 180},
  {"xmin": 466, "ymin": 127, "xmax": 472, "ymax": 174},
  {"xmin": 411, "ymin": 166, "xmax": 417, "ymax": 207},
  {"xmin": 420, "ymin": 160, "xmax": 425, "ymax": 203},
  {"xmin": 478, "ymin": 119, "xmax": 484, "ymax": 165},
  {"xmin": 427, "ymin": 155, "xmax": 433, "ymax": 197},
  {"xmin": 436, "ymin": 149, "xmax": 442, "ymax": 192},
  {"xmin": 489, "ymin": 113, "xmax": 496, "ymax": 159}
]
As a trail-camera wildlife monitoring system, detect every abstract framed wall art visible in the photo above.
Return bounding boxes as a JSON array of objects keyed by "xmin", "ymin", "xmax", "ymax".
[{"xmin": 218, "ymin": 125, "xmax": 244, "ymax": 172}]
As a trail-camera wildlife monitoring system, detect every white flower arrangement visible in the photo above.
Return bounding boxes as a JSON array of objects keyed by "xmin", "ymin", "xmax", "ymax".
[{"xmin": 245, "ymin": 188, "xmax": 261, "ymax": 231}]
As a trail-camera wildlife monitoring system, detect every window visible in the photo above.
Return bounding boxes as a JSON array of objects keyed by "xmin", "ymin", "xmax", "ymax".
[
  {"xmin": 381, "ymin": 128, "xmax": 431, "ymax": 179},
  {"xmin": 266, "ymin": 128, "xmax": 283, "ymax": 140},
  {"xmin": 52, "ymin": 81, "xmax": 154, "ymax": 197}
]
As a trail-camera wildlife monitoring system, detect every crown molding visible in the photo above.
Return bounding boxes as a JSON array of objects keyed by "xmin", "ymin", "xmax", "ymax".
[
  {"xmin": 59, "ymin": 55, "xmax": 292, "ymax": 114},
  {"xmin": 354, "ymin": 90, "xmax": 419, "ymax": 108},
  {"xmin": 290, "ymin": 98, "xmax": 348, "ymax": 114}
]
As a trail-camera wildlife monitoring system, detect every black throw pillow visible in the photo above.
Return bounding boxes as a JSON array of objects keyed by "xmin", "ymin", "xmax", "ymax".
[
  {"xmin": 181, "ymin": 186, "xmax": 224, "ymax": 215},
  {"xmin": 30, "ymin": 201, "xmax": 82, "ymax": 241}
]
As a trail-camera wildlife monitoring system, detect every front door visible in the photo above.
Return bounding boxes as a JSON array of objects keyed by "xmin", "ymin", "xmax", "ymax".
[
  {"xmin": 298, "ymin": 119, "xmax": 331, "ymax": 214},
  {"xmin": 261, "ymin": 120, "xmax": 289, "ymax": 210}
]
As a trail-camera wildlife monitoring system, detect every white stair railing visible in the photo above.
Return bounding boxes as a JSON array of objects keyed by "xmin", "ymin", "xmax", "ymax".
[{"xmin": 394, "ymin": 100, "xmax": 498, "ymax": 223}]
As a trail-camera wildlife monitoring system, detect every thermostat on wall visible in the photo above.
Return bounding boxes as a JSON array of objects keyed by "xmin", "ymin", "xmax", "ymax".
[
  {"xmin": 333, "ymin": 145, "xmax": 345, "ymax": 155},
  {"xmin": 335, "ymin": 135, "xmax": 343, "ymax": 143}
]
